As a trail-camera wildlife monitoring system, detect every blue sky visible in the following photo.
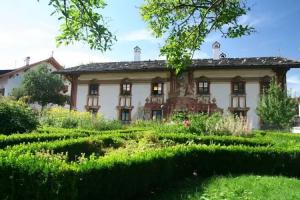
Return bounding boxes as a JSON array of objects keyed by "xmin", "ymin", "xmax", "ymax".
[{"xmin": 0, "ymin": 0, "xmax": 299, "ymax": 94}]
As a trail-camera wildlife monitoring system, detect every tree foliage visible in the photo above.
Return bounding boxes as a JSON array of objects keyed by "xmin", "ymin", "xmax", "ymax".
[
  {"xmin": 42, "ymin": 0, "xmax": 116, "ymax": 51},
  {"xmin": 141, "ymin": 0, "xmax": 254, "ymax": 73},
  {"xmin": 257, "ymin": 80, "xmax": 296, "ymax": 130},
  {"xmin": 0, "ymin": 97, "xmax": 39, "ymax": 135},
  {"xmin": 13, "ymin": 65, "xmax": 68, "ymax": 108}
]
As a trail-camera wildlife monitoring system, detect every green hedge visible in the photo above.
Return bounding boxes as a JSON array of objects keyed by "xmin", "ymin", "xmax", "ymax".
[
  {"xmin": 0, "ymin": 140, "xmax": 300, "ymax": 200},
  {"xmin": 155, "ymin": 133, "xmax": 272, "ymax": 147},
  {"xmin": 0, "ymin": 127, "xmax": 143, "ymax": 149}
]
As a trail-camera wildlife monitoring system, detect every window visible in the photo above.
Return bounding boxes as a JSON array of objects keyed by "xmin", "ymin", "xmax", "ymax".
[
  {"xmin": 197, "ymin": 81, "xmax": 209, "ymax": 94},
  {"xmin": 232, "ymin": 81, "xmax": 245, "ymax": 95},
  {"xmin": 121, "ymin": 83, "xmax": 131, "ymax": 95},
  {"xmin": 89, "ymin": 84, "xmax": 99, "ymax": 95},
  {"xmin": 152, "ymin": 83, "xmax": 163, "ymax": 95},
  {"xmin": 152, "ymin": 110, "xmax": 162, "ymax": 120},
  {"xmin": 120, "ymin": 109, "xmax": 130, "ymax": 122}
]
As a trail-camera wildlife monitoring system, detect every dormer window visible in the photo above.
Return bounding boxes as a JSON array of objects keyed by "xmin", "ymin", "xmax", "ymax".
[
  {"xmin": 232, "ymin": 77, "xmax": 245, "ymax": 95},
  {"xmin": 89, "ymin": 84, "xmax": 99, "ymax": 95},
  {"xmin": 121, "ymin": 83, "xmax": 131, "ymax": 96},
  {"xmin": 197, "ymin": 77, "xmax": 210, "ymax": 95},
  {"xmin": 152, "ymin": 83, "xmax": 163, "ymax": 95}
]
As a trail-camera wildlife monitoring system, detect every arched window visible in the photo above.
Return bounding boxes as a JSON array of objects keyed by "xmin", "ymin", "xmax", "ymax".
[{"xmin": 232, "ymin": 77, "xmax": 245, "ymax": 95}]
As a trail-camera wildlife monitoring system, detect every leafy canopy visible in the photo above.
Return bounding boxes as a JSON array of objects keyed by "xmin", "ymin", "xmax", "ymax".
[
  {"xmin": 42, "ymin": 0, "xmax": 116, "ymax": 51},
  {"xmin": 141, "ymin": 0, "xmax": 254, "ymax": 73},
  {"xmin": 40, "ymin": 0, "xmax": 254, "ymax": 73},
  {"xmin": 257, "ymin": 79, "xmax": 296, "ymax": 130},
  {"xmin": 13, "ymin": 65, "xmax": 68, "ymax": 107}
]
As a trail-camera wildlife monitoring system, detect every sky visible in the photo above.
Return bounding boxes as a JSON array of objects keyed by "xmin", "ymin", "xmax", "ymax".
[{"xmin": 0, "ymin": 0, "xmax": 300, "ymax": 94}]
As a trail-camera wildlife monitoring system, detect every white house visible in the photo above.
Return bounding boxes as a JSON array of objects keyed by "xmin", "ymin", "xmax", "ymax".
[
  {"xmin": 57, "ymin": 42, "xmax": 300, "ymax": 129},
  {"xmin": 0, "ymin": 57, "xmax": 64, "ymax": 96}
]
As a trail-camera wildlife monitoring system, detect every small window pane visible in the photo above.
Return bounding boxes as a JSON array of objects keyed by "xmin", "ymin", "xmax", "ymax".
[
  {"xmin": 121, "ymin": 109, "xmax": 130, "ymax": 121},
  {"xmin": 152, "ymin": 83, "xmax": 163, "ymax": 95},
  {"xmin": 198, "ymin": 81, "xmax": 209, "ymax": 94},
  {"xmin": 89, "ymin": 84, "xmax": 99, "ymax": 95},
  {"xmin": 121, "ymin": 83, "xmax": 131, "ymax": 95}
]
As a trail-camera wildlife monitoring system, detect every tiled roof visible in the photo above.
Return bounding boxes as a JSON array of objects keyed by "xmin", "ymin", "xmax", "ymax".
[
  {"xmin": 56, "ymin": 57, "xmax": 300, "ymax": 74},
  {"xmin": 0, "ymin": 57, "xmax": 63, "ymax": 78}
]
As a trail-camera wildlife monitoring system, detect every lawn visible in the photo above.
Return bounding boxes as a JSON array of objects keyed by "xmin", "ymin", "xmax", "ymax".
[{"xmin": 145, "ymin": 175, "xmax": 300, "ymax": 200}]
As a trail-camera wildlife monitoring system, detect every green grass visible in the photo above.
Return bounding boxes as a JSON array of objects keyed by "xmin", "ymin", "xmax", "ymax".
[{"xmin": 146, "ymin": 175, "xmax": 300, "ymax": 200}]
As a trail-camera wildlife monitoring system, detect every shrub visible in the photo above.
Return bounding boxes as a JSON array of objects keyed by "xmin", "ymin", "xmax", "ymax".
[
  {"xmin": 0, "ymin": 140, "xmax": 300, "ymax": 200},
  {"xmin": 41, "ymin": 107, "xmax": 123, "ymax": 131},
  {"xmin": 187, "ymin": 113, "xmax": 252, "ymax": 136},
  {"xmin": 0, "ymin": 97, "xmax": 39, "ymax": 135},
  {"xmin": 257, "ymin": 79, "xmax": 296, "ymax": 130}
]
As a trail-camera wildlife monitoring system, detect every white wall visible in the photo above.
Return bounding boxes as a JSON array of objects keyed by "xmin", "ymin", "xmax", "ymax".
[
  {"xmin": 99, "ymin": 84, "xmax": 119, "ymax": 119},
  {"xmin": 76, "ymin": 84, "xmax": 89, "ymax": 111},
  {"xmin": 1, "ymin": 62, "xmax": 60, "ymax": 96},
  {"xmin": 210, "ymin": 82, "xmax": 231, "ymax": 114},
  {"xmin": 6, "ymin": 73, "xmax": 23, "ymax": 95},
  {"xmin": 131, "ymin": 83, "xmax": 151, "ymax": 120},
  {"xmin": 246, "ymin": 82, "xmax": 260, "ymax": 129}
]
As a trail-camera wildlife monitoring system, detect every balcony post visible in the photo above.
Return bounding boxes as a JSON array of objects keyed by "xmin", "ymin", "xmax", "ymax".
[{"xmin": 70, "ymin": 75, "xmax": 79, "ymax": 110}]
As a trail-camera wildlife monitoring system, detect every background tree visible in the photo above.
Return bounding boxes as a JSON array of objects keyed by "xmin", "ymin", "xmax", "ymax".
[
  {"xmin": 12, "ymin": 65, "xmax": 68, "ymax": 109},
  {"xmin": 141, "ymin": 0, "xmax": 254, "ymax": 73},
  {"xmin": 257, "ymin": 79, "xmax": 296, "ymax": 130}
]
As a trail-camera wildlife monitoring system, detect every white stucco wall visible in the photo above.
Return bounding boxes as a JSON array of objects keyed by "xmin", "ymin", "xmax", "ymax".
[
  {"xmin": 131, "ymin": 83, "xmax": 151, "ymax": 120},
  {"xmin": 76, "ymin": 84, "xmax": 89, "ymax": 111},
  {"xmin": 99, "ymin": 84, "xmax": 119, "ymax": 119},
  {"xmin": 6, "ymin": 73, "xmax": 23, "ymax": 95},
  {"xmin": 246, "ymin": 82, "xmax": 260, "ymax": 129},
  {"xmin": 1, "ymin": 62, "xmax": 60, "ymax": 96},
  {"xmin": 210, "ymin": 82, "xmax": 231, "ymax": 114}
]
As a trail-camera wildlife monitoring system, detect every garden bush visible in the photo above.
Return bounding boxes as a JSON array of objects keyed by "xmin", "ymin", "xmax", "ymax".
[
  {"xmin": 0, "ymin": 97, "xmax": 39, "ymax": 135},
  {"xmin": 41, "ymin": 107, "xmax": 123, "ymax": 130},
  {"xmin": 0, "ymin": 127, "xmax": 143, "ymax": 149},
  {"xmin": 0, "ymin": 132, "xmax": 299, "ymax": 200}
]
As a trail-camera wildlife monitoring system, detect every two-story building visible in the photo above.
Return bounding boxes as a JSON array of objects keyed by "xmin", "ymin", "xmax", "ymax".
[{"xmin": 57, "ymin": 42, "xmax": 300, "ymax": 129}]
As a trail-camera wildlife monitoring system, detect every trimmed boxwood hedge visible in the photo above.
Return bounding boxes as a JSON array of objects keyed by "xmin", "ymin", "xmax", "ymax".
[
  {"xmin": 0, "ymin": 137, "xmax": 299, "ymax": 200},
  {"xmin": 0, "ymin": 127, "xmax": 143, "ymax": 149}
]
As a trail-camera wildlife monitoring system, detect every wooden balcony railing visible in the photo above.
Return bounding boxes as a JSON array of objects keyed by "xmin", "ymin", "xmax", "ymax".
[
  {"xmin": 231, "ymin": 94, "xmax": 246, "ymax": 108},
  {"xmin": 86, "ymin": 95, "xmax": 100, "ymax": 110}
]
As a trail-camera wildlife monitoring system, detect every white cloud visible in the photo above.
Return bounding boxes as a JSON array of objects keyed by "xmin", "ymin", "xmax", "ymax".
[
  {"xmin": 194, "ymin": 51, "xmax": 210, "ymax": 59},
  {"xmin": 0, "ymin": 24, "xmax": 112, "ymax": 69},
  {"xmin": 120, "ymin": 29, "xmax": 157, "ymax": 42},
  {"xmin": 287, "ymin": 75, "xmax": 300, "ymax": 84},
  {"xmin": 238, "ymin": 14, "xmax": 264, "ymax": 27}
]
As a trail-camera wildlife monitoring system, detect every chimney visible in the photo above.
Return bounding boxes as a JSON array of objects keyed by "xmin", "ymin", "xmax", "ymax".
[
  {"xmin": 212, "ymin": 41, "xmax": 220, "ymax": 60},
  {"xmin": 25, "ymin": 56, "xmax": 30, "ymax": 66},
  {"xmin": 134, "ymin": 46, "xmax": 141, "ymax": 61}
]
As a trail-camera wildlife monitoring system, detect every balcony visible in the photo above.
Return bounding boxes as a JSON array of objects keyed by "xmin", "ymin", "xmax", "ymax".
[
  {"xmin": 149, "ymin": 95, "xmax": 164, "ymax": 104},
  {"xmin": 118, "ymin": 96, "xmax": 132, "ymax": 108},
  {"xmin": 229, "ymin": 94, "xmax": 249, "ymax": 112},
  {"xmin": 85, "ymin": 95, "xmax": 100, "ymax": 110}
]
